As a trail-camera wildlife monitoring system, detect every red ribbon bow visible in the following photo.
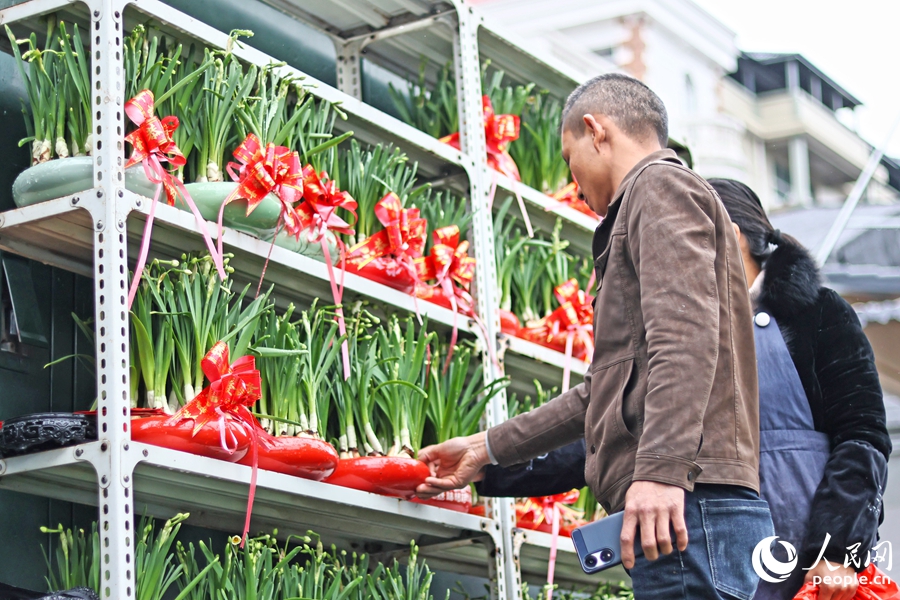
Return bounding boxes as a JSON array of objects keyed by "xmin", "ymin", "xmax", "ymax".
[
  {"xmin": 530, "ymin": 490, "xmax": 582, "ymax": 525},
  {"xmin": 297, "ymin": 167, "xmax": 358, "ymax": 242},
  {"xmin": 414, "ymin": 225, "xmax": 479, "ymax": 369},
  {"xmin": 548, "ymin": 279, "xmax": 594, "ymax": 392},
  {"xmin": 415, "ymin": 226, "xmax": 476, "ymax": 306},
  {"xmin": 441, "ymin": 95, "xmax": 521, "ymax": 181},
  {"xmin": 125, "ymin": 91, "xmax": 185, "ymax": 206},
  {"xmin": 124, "ymin": 90, "xmax": 225, "ymax": 308},
  {"xmin": 168, "ymin": 341, "xmax": 262, "ymax": 547},
  {"xmin": 347, "ymin": 192, "xmax": 426, "ymax": 273},
  {"xmin": 548, "ymin": 279, "xmax": 593, "ymax": 331},
  {"xmin": 169, "ymin": 341, "xmax": 260, "ymax": 433},
  {"xmin": 222, "ymin": 133, "xmax": 307, "ymax": 247},
  {"xmin": 548, "ymin": 181, "xmax": 598, "ymax": 219}
]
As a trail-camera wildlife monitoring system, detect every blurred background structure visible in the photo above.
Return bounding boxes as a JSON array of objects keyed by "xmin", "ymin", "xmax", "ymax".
[{"xmin": 472, "ymin": 0, "xmax": 900, "ymax": 551}]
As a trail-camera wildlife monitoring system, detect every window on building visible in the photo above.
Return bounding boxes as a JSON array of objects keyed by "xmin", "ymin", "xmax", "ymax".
[
  {"xmin": 774, "ymin": 161, "xmax": 792, "ymax": 206},
  {"xmin": 685, "ymin": 74, "xmax": 696, "ymax": 115}
]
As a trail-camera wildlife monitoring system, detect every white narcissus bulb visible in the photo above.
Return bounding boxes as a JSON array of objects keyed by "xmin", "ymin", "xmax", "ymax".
[
  {"xmin": 55, "ymin": 137, "xmax": 69, "ymax": 159},
  {"xmin": 207, "ymin": 161, "xmax": 221, "ymax": 182},
  {"xmin": 83, "ymin": 133, "xmax": 94, "ymax": 155}
]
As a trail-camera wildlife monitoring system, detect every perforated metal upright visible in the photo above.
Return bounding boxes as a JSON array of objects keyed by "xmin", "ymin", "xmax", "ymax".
[
  {"xmin": 450, "ymin": 4, "xmax": 522, "ymax": 600},
  {"xmin": 85, "ymin": 0, "xmax": 136, "ymax": 597}
]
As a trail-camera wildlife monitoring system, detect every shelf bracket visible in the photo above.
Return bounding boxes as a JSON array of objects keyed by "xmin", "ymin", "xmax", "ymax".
[
  {"xmin": 334, "ymin": 10, "xmax": 456, "ymax": 101},
  {"xmin": 334, "ymin": 38, "xmax": 365, "ymax": 100}
]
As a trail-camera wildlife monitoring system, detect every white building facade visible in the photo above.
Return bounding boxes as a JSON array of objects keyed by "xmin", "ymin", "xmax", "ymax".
[{"xmin": 470, "ymin": 0, "xmax": 899, "ymax": 212}]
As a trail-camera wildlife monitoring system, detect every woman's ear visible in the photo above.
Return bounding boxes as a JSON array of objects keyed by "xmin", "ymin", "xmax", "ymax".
[{"xmin": 732, "ymin": 222, "xmax": 742, "ymax": 243}]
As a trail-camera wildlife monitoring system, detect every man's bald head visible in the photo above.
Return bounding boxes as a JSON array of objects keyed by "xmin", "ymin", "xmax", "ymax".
[{"xmin": 561, "ymin": 74, "xmax": 668, "ymax": 147}]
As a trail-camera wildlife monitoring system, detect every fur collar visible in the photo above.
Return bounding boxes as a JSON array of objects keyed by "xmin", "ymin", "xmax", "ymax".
[{"xmin": 759, "ymin": 241, "xmax": 822, "ymax": 320}]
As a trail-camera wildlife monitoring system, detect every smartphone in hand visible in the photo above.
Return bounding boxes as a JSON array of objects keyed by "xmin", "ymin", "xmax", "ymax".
[{"xmin": 571, "ymin": 511, "xmax": 643, "ymax": 574}]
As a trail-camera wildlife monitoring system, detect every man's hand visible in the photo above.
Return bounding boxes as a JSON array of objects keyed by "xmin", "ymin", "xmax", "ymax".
[
  {"xmin": 416, "ymin": 432, "xmax": 491, "ymax": 499},
  {"xmin": 804, "ymin": 562, "xmax": 858, "ymax": 600},
  {"xmin": 620, "ymin": 481, "xmax": 688, "ymax": 569}
]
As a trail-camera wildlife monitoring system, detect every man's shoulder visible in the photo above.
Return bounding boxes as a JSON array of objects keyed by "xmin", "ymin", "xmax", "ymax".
[
  {"xmin": 636, "ymin": 159, "xmax": 712, "ymax": 193},
  {"xmin": 625, "ymin": 159, "xmax": 718, "ymax": 215}
]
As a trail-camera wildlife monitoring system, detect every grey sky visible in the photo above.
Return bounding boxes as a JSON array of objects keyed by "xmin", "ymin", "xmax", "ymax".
[{"xmin": 692, "ymin": 0, "xmax": 900, "ymax": 158}]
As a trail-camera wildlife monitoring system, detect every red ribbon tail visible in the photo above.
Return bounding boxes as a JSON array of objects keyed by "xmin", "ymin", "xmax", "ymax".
[
  {"xmin": 240, "ymin": 420, "xmax": 259, "ymax": 548},
  {"xmin": 128, "ymin": 180, "xmax": 162, "ymax": 309},
  {"xmin": 321, "ymin": 238, "xmax": 351, "ymax": 380},
  {"xmin": 487, "ymin": 170, "xmax": 498, "ymax": 210},
  {"xmin": 174, "ymin": 178, "xmax": 226, "ymax": 281},
  {"xmin": 216, "ymin": 192, "xmax": 228, "ymax": 269},
  {"xmin": 444, "ymin": 281, "xmax": 458, "ymax": 374},
  {"xmin": 257, "ymin": 215, "xmax": 283, "ymax": 298}
]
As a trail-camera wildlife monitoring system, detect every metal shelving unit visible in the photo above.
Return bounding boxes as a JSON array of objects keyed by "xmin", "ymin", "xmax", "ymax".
[{"xmin": 0, "ymin": 0, "xmax": 610, "ymax": 598}]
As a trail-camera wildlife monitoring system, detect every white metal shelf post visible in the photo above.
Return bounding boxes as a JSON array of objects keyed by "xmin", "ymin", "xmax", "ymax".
[
  {"xmin": 451, "ymin": 4, "xmax": 522, "ymax": 599},
  {"xmin": 88, "ymin": 0, "xmax": 135, "ymax": 597}
]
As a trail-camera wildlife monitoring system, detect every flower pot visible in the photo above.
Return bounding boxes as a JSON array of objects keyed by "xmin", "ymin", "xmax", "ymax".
[
  {"xmin": 131, "ymin": 415, "xmax": 251, "ymax": 462},
  {"xmin": 499, "ymin": 309, "xmax": 521, "ymax": 336},
  {"xmin": 236, "ymin": 433, "xmax": 339, "ymax": 481},
  {"xmin": 0, "ymin": 412, "xmax": 97, "ymax": 458},
  {"xmin": 343, "ymin": 257, "xmax": 417, "ymax": 295},
  {"xmin": 324, "ymin": 456, "xmax": 431, "ymax": 498},
  {"xmin": 409, "ymin": 487, "xmax": 472, "ymax": 513},
  {"xmin": 12, "ymin": 157, "xmax": 158, "ymax": 208},
  {"xmin": 182, "ymin": 182, "xmax": 338, "ymax": 263},
  {"xmin": 414, "ymin": 284, "xmax": 474, "ymax": 316},
  {"xmin": 517, "ymin": 327, "xmax": 591, "ymax": 361}
]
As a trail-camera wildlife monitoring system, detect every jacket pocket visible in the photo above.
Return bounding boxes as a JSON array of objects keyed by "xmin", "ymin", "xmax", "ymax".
[
  {"xmin": 701, "ymin": 498, "xmax": 774, "ymax": 600},
  {"xmin": 586, "ymin": 356, "xmax": 638, "ymax": 503},
  {"xmin": 590, "ymin": 356, "xmax": 638, "ymax": 446}
]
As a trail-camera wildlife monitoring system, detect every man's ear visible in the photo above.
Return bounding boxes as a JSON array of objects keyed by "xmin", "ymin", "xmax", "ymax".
[{"xmin": 583, "ymin": 114, "xmax": 606, "ymax": 152}]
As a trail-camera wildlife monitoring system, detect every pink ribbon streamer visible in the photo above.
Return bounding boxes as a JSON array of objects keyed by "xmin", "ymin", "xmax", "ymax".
[
  {"xmin": 547, "ymin": 503, "xmax": 560, "ymax": 600},
  {"xmin": 485, "ymin": 170, "xmax": 534, "ymax": 238},
  {"xmin": 128, "ymin": 158, "xmax": 225, "ymax": 308}
]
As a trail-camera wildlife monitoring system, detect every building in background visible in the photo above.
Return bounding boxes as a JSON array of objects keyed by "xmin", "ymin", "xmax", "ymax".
[
  {"xmin": 472, "ymin": 0, "xmax": 900, "ymax": 551},
  {"xmin": 470, "ymin": 0, "xmax": 900, "ymax": 211}
]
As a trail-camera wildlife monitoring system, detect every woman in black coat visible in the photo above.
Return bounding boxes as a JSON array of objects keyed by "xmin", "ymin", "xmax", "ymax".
[{"xmin": 478, "ymin": 179, "xmax": 891, "ymax": 600}]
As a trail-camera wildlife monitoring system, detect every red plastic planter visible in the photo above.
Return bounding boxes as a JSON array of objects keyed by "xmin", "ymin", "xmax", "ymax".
[
  {"xmin": 344, "ymin": 258, "xmax": 417, "ymax": 295},
  {"xmin": 499, "ymin": 310, "xmax": 521, "ymax": 336},
  {"xmin": 236, "ymin": 434, "xmax": 338, "ymax": 481},
  {"xmin": 131, "ymin": 415, "xmax": 251, "ymax": 462},
  {"xmin": 324, "ymin": 456, "xmax": 431, "ymax": 498}
]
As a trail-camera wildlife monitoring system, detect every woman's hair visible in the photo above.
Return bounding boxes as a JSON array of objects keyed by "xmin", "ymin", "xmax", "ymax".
[{"xmin": 707, "ymin": 178, "xmax": 794, "ymax": 267}]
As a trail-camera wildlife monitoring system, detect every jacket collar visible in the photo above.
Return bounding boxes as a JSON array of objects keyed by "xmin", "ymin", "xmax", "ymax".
[
  {"xmin": 758, "ymin": 240, "xmax": 822, "ymax": 320},
  {"xmin": 608, "ymin": 148, "xmax": 682, "ymax": 210},
  {"xmin": 592, "ymin": 149, "xmax": 682, "ymax": 262}
]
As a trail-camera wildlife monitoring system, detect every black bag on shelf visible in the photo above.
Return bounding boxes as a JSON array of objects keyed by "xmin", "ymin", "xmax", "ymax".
[
  {"xmin": 0, "ymin": 583, "xmax": 99, "ymax": 600},
  {"xmin": 0, "ymin": 413, "xmax": 97, "ymax": 458}
]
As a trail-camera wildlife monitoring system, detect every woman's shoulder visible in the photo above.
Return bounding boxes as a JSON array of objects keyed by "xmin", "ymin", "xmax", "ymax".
[{"xmin": 814, "ymin": 287, "xmax": 864, "ymax": 330}]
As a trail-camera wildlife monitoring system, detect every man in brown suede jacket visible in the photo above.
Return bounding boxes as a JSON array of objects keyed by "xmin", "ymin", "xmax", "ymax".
[{"xmin": 417, "ymin": 74, "xmax": 775, "ymax": 599}]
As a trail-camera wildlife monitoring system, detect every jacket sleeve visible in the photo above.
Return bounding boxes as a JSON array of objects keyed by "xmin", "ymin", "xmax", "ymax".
[
  {"xmin": 627, "ymin": 166, "xmax": 720, "ymax": 488},
  {"xmin": 801, "ymin": 290, "xmax": 891, "ymax": 569},
  {"xmin": 486, "ymin": 378, "xmax": 591, "ymax": 467},
  {"xmin": 475, "ymin": 440, "xmax": 587, "ymax": 498},
  {"xmin": 801, "ymin": 440, "xmax": 887, "ymax": 571}
]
